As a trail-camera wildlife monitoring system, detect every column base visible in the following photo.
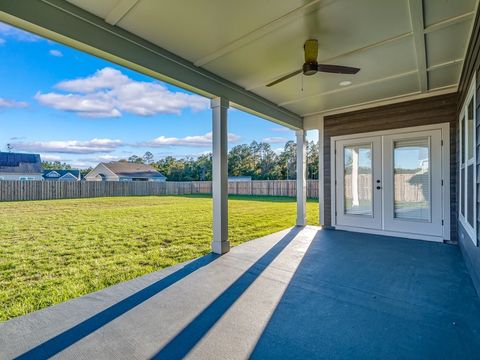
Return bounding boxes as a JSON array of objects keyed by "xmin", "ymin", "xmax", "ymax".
[{"xmin": 211, "ymin": 240, "xmax": 230, "ymax": 255}]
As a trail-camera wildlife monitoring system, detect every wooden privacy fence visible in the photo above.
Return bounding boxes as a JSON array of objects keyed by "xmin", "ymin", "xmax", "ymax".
[
  {"xmin": 344, "ymin": 173, "xmax": 428, "ymax": 202},
  {"xmin": 0, "ymin": 180, "xmax": 319, "ymax": 202}
]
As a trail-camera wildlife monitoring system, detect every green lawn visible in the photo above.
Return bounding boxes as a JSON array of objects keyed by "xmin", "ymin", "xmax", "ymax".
[{"xmin": 0, "ymin": 195, "xmax": 318, "ymax": 321}]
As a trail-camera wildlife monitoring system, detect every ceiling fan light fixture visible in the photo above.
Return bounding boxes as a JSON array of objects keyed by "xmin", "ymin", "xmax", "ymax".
[
  {"xmin": 304, "ymin": 39, "xmax": 319, "ymax": 63},
  {"xmin": 339, "ymin": 80, "xmax": 352, "ymax": 86}
]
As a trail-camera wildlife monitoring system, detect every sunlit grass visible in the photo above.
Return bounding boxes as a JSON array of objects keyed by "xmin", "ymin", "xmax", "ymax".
[{"xmin": 0, "ymin": 195, "xmax": 318, "ymax": 321}]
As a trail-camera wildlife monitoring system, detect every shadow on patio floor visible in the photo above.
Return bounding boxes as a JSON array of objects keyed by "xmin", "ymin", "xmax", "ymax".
[
  {"xmin": 151, "ymin": 226, "xmax": 302, "ymax": 359},
  {"xmin": 15, "ymin": 252, "xmax": 220, "ymax": 360},
  {"xmin": 7, "ymin": 227, "xmax": 480, "ymax": 359}
]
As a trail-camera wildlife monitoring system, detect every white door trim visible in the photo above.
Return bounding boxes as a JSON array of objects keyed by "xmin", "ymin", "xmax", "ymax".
[
  {"xmin": 335, "ymin": 137, "xmax": 382, "ymax": 229},
  {"xmin": 331, "ymin": 122, "xmax": 450, "ymax": 241}
]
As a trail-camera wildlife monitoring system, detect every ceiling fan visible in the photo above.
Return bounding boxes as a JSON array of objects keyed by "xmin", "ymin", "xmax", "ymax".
[{"xmin": 266, "ymin": 39, "xmax": 360, "ymax": 87}]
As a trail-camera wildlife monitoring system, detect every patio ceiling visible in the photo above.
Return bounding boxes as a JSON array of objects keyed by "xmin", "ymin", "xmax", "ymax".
[
  {"xmin": 65, "ymin": 0, "xmax": 477, "ymax": 117},
  {"xmin": 0, "ymin": 0, "xmax": 478, "ymax": 124}
]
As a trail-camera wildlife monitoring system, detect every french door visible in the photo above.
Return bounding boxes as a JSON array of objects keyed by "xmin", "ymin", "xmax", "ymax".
[
  {"xmin": 335, "ymin": 137, "xmax": 382, "ymax": 229},
  {"xmin": 334, "ymin": 126, "xmax": 446, "ymax": 240}
]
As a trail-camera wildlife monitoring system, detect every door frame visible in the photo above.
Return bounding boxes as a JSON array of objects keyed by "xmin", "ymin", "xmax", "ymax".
[
  {"xmin": 330, "ymin": 123, "xmax": 450, "ymax": 242},
  {"xmin": 335, "ymin": 136, "xmax": 383, "ymax": 230}
]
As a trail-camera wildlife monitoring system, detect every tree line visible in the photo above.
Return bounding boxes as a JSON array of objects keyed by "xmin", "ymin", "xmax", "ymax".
[{"xmin": 41, "ymin": 140, "xmax": 319, "ymax": 180}]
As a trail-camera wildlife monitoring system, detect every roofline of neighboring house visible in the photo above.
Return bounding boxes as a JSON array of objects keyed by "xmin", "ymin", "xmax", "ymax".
[
  {"xmin": 58, "ymin": 173, "xmax": 81, "ymax": 180},
  {"xmin": 93, "ymin": 162, "xmax": 165, "ymax": 177},
  {"xmin": 84, "ymin": 163, "xmax": 119, "ymax": 178},
  {"xmin": 84, "ymin": 163, "xmax": 167, "ymax": 180}
]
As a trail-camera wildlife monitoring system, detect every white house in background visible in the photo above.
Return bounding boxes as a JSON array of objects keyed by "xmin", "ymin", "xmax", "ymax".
[
  {"xmin": 84, "ymin": 161, "xmax": 167, "ymax": 182},
  {"xmin": 0, "ymin": 152, "xmax": 43, "ymax": 180}
]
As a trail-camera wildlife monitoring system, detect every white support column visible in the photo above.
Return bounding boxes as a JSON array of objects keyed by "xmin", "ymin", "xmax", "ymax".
[
  {"xmin": 211, "ymin": 97, "xmax": 230, "ymax": 254},
  {"xmin": 296, "ymin": 129, "xmax": 307, "ymax": 226},
  {"xmin": 317, "ymin": 117, "xmax": 325, "ymax": 226}
]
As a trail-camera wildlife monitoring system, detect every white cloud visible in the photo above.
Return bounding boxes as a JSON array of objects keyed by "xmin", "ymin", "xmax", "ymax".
[
  {"xmin": 96, "ymin": 154, "xmax": 122, "ymax": 161},
  {"xmin": 262, "ymin": 136, "xmax": 289, "ymax": 144},
  {"xmin": 35, "ymin": 92, "xmax": 122, "ymax": 118},
  {"xmin": 56, "ymin": 67, "xmax": 130, "ymax": 93},
  {"xmin": 76, "ymin": 154, "xmax": 123, "ymax": 163},
  {"xmin": 140, "ymin": 132, "xmax": 240, "ymax": 148},
  {"xmin": 0, "ymin": 97, "xmax": 28, "ymax": 109},
  {"xmin": 70, "ymin": 161, "xmax": 92, "ymax": 169},
  {"xmin": 49, "ymin": 49, "xmax": 63, "ymax": 57},
  {"xmin": 0, "ymin": 22, "xmax": 42, "ymax": 42},
  {"xmin": 40, "ymin": 154, "xmax": 64, "ymax": 162},
  {"xmin": 270, "ymin": 127, "xmax": 292, "ymax": 133},
  {"xmin": 36, "ymin": 67, "xmax": 209, "ymax": 118},
  {"xmin": 12, "ymin": 138, "xmax": 123, "ymax": 154}
]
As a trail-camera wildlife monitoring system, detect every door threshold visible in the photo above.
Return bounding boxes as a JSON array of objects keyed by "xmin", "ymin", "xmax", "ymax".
[{"xmin": 334, "ymin": 225, "xmax": 444, "ymax": 243}]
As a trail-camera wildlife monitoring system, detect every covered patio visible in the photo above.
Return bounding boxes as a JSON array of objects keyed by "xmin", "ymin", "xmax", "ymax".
[
  {"xmin": 1, "ymin": 0, "xmax": 480, "ymax": 358},
  {"xmin": 1, "ymin": 227, "xmax": 479, "ymax": 358}
]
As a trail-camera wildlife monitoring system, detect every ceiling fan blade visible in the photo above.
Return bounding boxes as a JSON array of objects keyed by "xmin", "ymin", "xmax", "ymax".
[
  {"xmin": 317, "ymin": 64, "xmax": 360, "ymax": 74},
  {"xmin": 266, "ymin": 69, "xmax": 303, "ymax": 87}
]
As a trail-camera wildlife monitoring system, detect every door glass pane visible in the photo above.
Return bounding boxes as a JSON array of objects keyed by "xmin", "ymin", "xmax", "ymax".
[
  {"xmin": 467, "ymin": 164, "xmax": 474, "ymax": 226},
  {"xmin": 393, "ymin": 138, "xmax": 430, "ymax": 221},
  {"xmin": 344, "ymin": 144, "xmax": 372, "ymax": 216}
]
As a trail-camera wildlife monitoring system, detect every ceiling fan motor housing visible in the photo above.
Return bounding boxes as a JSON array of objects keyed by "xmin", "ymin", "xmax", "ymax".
[{"xmin": 303, "ymin": 62, "xmax": 318, "ymax": 76}]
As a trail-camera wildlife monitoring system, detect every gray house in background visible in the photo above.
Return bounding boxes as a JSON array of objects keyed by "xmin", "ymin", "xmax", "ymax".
[
  {"xmin": 43, "ymin": 169, "xmax": 81, "ymax": 181},
  {"xmin": 0, "ymin": 152, "xmax": 43, "ymax": 180},
  {"xmin": 84, "ymin": 162, "xmax": 166, "ymax": 182}
]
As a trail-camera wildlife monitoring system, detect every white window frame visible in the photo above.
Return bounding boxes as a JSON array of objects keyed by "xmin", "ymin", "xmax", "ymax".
[{"xmin": 459, "ymin": 75, "xmax": 477, "ymax": 244}]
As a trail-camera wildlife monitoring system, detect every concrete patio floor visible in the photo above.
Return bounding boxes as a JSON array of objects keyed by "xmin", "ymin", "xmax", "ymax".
[{"xmin": 1, "ymin": 226, "xmax": 480, "ymax": 359}]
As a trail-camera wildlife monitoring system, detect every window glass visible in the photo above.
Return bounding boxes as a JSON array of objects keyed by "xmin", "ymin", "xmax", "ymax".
[
  {"xmin": 393, "ymin": 138, "xmax": 430, "ymax": 222},
  {"xmin": 344, "ymin": 144, "xmax": 373, "ymax": 216}
]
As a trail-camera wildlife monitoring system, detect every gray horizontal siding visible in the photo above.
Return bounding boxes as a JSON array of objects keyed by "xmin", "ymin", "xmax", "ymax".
[{"xmin": 323, "ymin": 93, "xmax": 458, "ymax": 241}]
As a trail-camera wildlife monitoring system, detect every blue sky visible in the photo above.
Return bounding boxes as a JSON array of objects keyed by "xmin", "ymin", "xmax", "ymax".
[{"xmin": 0, "ymin": 22, "xmax": 317, "ymax": 169}]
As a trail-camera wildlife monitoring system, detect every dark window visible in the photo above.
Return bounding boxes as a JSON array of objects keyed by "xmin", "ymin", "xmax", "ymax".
[{"xmin": 461, "ymin": 168, "xmax": 465, "ymax": 217}]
